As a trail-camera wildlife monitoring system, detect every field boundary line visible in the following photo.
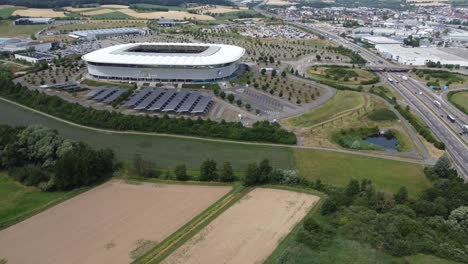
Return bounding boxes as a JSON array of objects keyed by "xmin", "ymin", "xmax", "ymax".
[
  {"xmin": 0, "ymin": 96, "xmax": 430, "ymax": 165},
  {"xmin": 134, "ymin": 185, "xmax": 251, "ymax": 264}
]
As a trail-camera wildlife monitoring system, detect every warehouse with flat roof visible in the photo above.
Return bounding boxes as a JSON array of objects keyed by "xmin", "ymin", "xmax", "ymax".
[
  {"xmin": 69, "ymin": 28, "xmax": 147, "ymax": 40},
  {"xmin": 82, "ymin": 42, "xmax": 245, "ymax": 82}
]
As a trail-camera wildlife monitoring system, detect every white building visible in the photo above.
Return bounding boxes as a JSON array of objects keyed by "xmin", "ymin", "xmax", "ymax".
[
  {"xmin": 375, "ymin": 44, "xmax": 468, "ymax": 66},
  {"xmin": 15, "ymin": 52, "xmax": 57, "ymax": 64},
  {"xmin": 82, "ymin": 43, "xmax": 245, "ymax": 82},
  {"xmin": 69, "ymin": 28, "xmax": 147, "ymax": 40}
]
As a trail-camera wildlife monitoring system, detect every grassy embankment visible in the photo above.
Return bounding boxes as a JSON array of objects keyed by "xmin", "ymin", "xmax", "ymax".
[{"xmin": 447, "ymin": 90, "xmax": 468, "ymax": 114}]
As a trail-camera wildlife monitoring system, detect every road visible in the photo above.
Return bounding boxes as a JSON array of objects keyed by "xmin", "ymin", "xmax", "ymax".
[
  {"xmin": 383, "ymin": 73, "xmax": 468, "ymax": 180},
  {"xmin": 253, "ymin": 1, "xmax": 468, "ymax": 179}
]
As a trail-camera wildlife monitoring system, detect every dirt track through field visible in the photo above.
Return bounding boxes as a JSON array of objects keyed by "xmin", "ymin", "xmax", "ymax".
[
  {"xmin": 0, "ymin": 181, "xmax": 231, "ymax": 264},
  {"xmin": 162, "ymin": 188, "xmax": 319, "ymax": 264}
]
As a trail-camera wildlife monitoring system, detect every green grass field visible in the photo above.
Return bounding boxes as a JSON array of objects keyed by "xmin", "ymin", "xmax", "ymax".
[
  {"xmin": 0, "ymin": 174, "xmax": 83, "ymax": 230},
  {"xmin": 285, "ymin": 91, "xmax": 365, "ymax": 128},
  {"xmin": 0, "ymin": 20, "xmax": 47, "ymax": 37},
  {"xmin": 447, "ymin": 90, "xmax": 468, "ymax": 114},
  {"xmin": 0, "ymin": 7, "xmax": 19, "ymax": 18},
  {"xmin": 130, "ymin": 4, "xmax": 186, "ymax": 11},
  {"xmin": 293, "ymin": 148, "xmax": 429, "ymax": 196}
]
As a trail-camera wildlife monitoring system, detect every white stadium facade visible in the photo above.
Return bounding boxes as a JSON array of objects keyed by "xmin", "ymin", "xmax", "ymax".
[{"xmin": 82, "ymin": 43, "xmax": 245, "ymax": 82}]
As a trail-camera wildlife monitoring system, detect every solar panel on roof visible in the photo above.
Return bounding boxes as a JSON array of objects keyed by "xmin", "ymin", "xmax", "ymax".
[
  {"xmin": 134, "ymin": 89, "xmax": 164, "ymax": 110},
  {"xmin": 123, "ymin": 88, "xmax": 152, "ymax": 107},
  {"xmin": 177, "ymin": 92, "xmax": 201, "ymax": 113},
  {"xmin": 162, "ymin": 91, "xmax": 189, "ymax": 112},
  {"xmin": 93, "ymin": 87, "xmax": 118, "ymax": 101},
  {"xmin": 102, "ymin": 89, "xmax": 126, "ymax": 103},
  {"xmin": 147, "ymin": 90, "xmax": 176, "ymax": 111},
  {"xmin": 191, "ymin": 96, "xmax": 212, "ymax": 114},
  {"xmin": 85, "ymin": 88, "xmax": 105, "ymax": 98}
]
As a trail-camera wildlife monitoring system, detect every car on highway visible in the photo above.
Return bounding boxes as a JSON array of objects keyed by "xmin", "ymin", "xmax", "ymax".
[{"xmin": 447, "ymin": 115, "xmax": 456, "ymax": 123}]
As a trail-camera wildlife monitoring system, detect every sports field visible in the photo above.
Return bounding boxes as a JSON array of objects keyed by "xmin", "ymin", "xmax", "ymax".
[
  {"xmin": 162, "ymin": 188, "xmax": 319, "ymax": 264},
  {"xmin": 284, "ymin": 91, "xmax": 366, "ymax": 128},
  {"xmin": 0, "ymin": 181, "xmax": 231, "ymax": 264}
]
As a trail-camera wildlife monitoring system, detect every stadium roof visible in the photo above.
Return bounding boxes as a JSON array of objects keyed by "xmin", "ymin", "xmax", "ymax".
[{"xmin": 82, "ymin": 43, "xmax": 245, "ymax": 66}]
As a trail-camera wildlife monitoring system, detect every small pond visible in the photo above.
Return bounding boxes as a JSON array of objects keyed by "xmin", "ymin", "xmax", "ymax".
[{"xmin": 365, "ymin": 135, "xmax": 398, "ymax": 150}]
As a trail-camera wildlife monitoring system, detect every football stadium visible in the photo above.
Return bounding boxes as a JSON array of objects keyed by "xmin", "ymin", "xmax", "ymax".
[{"xmin": 82, "ymin": 43, "xmax": 245, "ymax": 82}]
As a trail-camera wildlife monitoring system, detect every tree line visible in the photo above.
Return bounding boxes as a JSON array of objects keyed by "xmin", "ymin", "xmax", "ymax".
[
  {"xmin": 0, "ymin": 72, "xmax": 296, "ymax": 144},
  {"xmin": 0, "ymin": 125, "xmax": 115, "ymax": 191}
]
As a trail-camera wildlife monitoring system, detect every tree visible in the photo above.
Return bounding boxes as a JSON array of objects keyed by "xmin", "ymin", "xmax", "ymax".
[
  {"xmin": 281, "ymin": 70, "xmax": 287, "ymax": 78},
  {"xmin": 243, "ymin": 162, "xmax": 258, "ymax": 186},
  {"xmin": 447, "ymin": 206, "xmax": 468, "ymax": 233},
  {"xmin": 320, "ymin": 198, "xmax": 337, "ymax": 215},
  {"xmin": 199, "ymin": 159, "xmax": 218, "ymax": 181},
  {"xmin": 257, "ymin": 159, "xmax": 272, "ymax": 184},
  {"xmin": 433, "ymin": 154, "xmax": 452, "ymax": 178},
  {"xmin": 236, "ymin": 99, "xmax": 242, "ymax": 107},
  {"xmin": 175, "ymin": 164, "xmax": 190, "ymax": 181},
  {"xmin": 316, "ymin": 54, "xmax": 321, "ymax": 61},
  {"xmin": 227, "ymin": 94, "xmax": 235, "ymax": 103},
  {"xmin": 219, "ymin": 91, "xmax": 226, "ymax": 99},
  {"xmin": 219, "ymin": 161, "xmax": 234, "ymax": 182},
  {"xmin": 394, "ymin": 187, "xmax": 408, "ymax": 204},
  {"xmin": 345, "ymin": 179, "xmax": 360, "ymax": 197},
  {"xmin": 271, "ymin": 69, "xmax": 277, "ymax": 77}
]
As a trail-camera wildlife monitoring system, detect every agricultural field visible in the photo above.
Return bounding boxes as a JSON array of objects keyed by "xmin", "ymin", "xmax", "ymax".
[
  {"xmin": 284, "ymin": 90, "xmax": 365, "ymax": 128},
  {"xmin": 0, "ymin": 180, "xmax": 231, "ymax": 264},
  {"xmin": 266, "ymin": 0, "xmax": 298, "ymax": 5},
  {"xmin": 0, "ymin": 174, "xmax": 82, "ymax": 230},
  {"xmin": 188, "ymin": 5, "xmax": 249, "ymax": 14},
  {"xmin": 412, "ymin": 69, "xmax": 468, "ymax": 89},
  {"xmin": 308, "ymin": 66, "xmax": 379, "ymax": 87},
  {"xmin": 0, "ymin": 6, "xmax": 20, "ymax": 18},
  {"xmin": 447, "ymin": 90, "xmax": 468, "ymax": 114},
  {"xmin": 293, "ymin": 148, "xmax": 429, "ymax": 196},
  {"xmin": 162, "ymin": 188, "xmax": 319, "ymax": 264},
  {"xmin": 12, "ymin": 8, "xmax": 66, "ymax": 17}
]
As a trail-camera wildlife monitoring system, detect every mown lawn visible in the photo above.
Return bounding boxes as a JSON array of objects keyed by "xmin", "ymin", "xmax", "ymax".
[
  {"xmin": 0, "ymin": 174, "xmax": 83, "ymax": 230},
  {"xmin": 448, "ymin": 90, "xmax": 468, "ymax": 114},
  {"xmin": 293, "ymin": 148, "xmax": 430, "ymax": 196},
  {"xmin": 285, "ymin": 91, "xmax": 365, "ymax": 128}
]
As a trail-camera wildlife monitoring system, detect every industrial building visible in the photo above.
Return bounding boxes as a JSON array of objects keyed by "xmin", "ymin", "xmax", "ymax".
[
  {"xmin": 375, "ymin": 44, "xmax": 468, "ymax": 66},
  {"xmin": 0, "ymin": 38, "xmax": 52, "ymax": 53},
  {"xmin": 14, "ymin": 52, "xmax": 57, "ymax": 64},
  {"xmin": 68, "ymin": 28, "xmax": 147, "ymax": 40},
  {"xmin": 15, "ymin": 18, "xmax": 55, "ymax": 25},
  {"xmin": 82, "ymin": 43, "xmax": 245, "ymax": 82}
]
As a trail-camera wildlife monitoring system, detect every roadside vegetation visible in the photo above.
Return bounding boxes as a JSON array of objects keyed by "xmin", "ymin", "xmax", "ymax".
[
  {"xmin": 285, "ymin": 90, "xmax": 365, "ymax": 128},
  {"xmin": 447, "ymin": 90, "xmax": 468, "ymax": 114},
  {"xmin": 267, "ymin": 155, "xmax": 468, "ymax": 264},
  {"xmin": 308, "ymin": 65, "xmax": 379, "ymax": 86},
  {"xmin": 413, "ymin": 69, "xmax": 467, "ymax": 89}
]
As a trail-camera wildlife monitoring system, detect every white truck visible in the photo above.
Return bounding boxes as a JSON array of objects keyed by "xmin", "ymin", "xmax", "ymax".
[
  {"xmin": 388, "ymin": 78, "xmax": 393, "ymax": 83},
  {"xmin": 463, "ymin": 125, "xmax": 468, "ymax": 134},
  {"xmin": 434, "ymin": 100, "xmax": 442, "ymax": 108},
  {"xmin": 402, "ymin": 76, "xmax": 408, "ymax": 81}
]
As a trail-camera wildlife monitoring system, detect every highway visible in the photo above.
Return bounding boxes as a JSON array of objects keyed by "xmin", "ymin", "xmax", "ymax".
[
  {"xmin": 254, "ymin": 1, "xmax": 468, "ymax": 179},
  {"xmin": 384, "ymin": 72, "xmax": 468, "ymax": 180}
]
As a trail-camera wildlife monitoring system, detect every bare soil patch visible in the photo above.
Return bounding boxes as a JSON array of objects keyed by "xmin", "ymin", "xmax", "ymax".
[
  {"xmin": 0, "ymin": 180, "xmax": 231, "ymax": 264},
  {"xmin": 162, "ymin": 188, "xmax": 319, "ymax": 264}
]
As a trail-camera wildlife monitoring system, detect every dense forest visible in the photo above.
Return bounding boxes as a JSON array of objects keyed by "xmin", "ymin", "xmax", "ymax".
[
  {"xmin": 0, "ymin": 0, "xmax": 233, "ymax": 8},
  {"xmin": 0, "ymin": 125, "xmax": 115, "ymax": 191},
  {"xmin": 0, "ymin": 71, "xmax": 296, "ymax": 144}
]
